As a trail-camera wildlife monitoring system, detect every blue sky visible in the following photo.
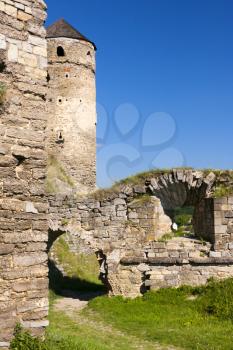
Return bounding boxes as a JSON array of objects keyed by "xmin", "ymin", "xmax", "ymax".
[{"xmin": 46, "ymin": 0, "xmax": 233, "ymax": 188}]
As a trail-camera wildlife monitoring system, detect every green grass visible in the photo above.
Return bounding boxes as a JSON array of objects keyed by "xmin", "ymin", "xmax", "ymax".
[
  {"xmin": 84, "ymin": 279, "xmax": 233, "ymax": 350},
  {"xmin": 11, "ymin": 279, "xmax": 233, "ymax": 349},
  {"xmin": 46, "ymin": 308, "xmax": 141, "ymax": 350},
  {"xmin": 213, "ymin": 184, "xmax": 233, "ymax": 198},
  {"xmin": 47, "ymin": 310, "xmax": 110, "ymax": 350},
  {"xmin": 50, "ymin": 236, "xmax": 105, "ymax": 292}
]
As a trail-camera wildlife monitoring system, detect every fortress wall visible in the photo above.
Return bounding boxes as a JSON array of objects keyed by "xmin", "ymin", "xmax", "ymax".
[
  {"xmin": 47, "ymin": 38, "xmax": 96, "ymax": 193},
  {"xmin": 0, "ymin": 0, "xmax": 48, "ymax": 346},
  {"xmin": 48, "ymin": 178, "xmax": 233, "ymax": 297}
]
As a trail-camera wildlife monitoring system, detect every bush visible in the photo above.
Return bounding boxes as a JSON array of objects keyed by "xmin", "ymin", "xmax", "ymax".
[
  {"xmin": 10, "ymin": 324, "xmax": 47, "ymax": 350},
  {"xmin": 175, "ymin": 214, "xmax": 192, "ymax": 227},
  {"xmin": 197, "ymin": 278, "xmax": 233, "ymax": 320}
]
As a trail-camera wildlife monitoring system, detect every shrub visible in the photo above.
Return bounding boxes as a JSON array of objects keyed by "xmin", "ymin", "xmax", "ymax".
[
  {"xmin": 175, "ymin": 214, "xmax": 192, "ymax": 227},
  {"xmin": 197, "ymin": 278, "xmax": 233, "ymax": 320},
  {"xmin": 10, "ymin": 324, "xmax": 47, "ymax": 350},
  {"xmin": 213, "ymin": 185, "xmax": 233, "ymax": 198}
]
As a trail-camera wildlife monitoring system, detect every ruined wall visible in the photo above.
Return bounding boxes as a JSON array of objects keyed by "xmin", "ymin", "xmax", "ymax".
[
  {"xmin": 46, "ymin": 37, "xmax": 96, "ymax": 193},
  {"xmin": 0, "ymin": 1, "xmax": 48, "ymax": 347},
  {"xmin": 119, "ymin": 258, "xmax": 233, "ymax": 296},
  {"xmin": 48, "ymin": 171, "xmax": 233, "ymax": 298},
  {"xmin": 193, "ymin": 198, "xmax": 215, "ymax": 243}
]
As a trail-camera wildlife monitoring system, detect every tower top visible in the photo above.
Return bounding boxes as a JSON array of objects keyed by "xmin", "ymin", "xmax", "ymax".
[{"xmin": 46, "ymin": 19, "xmax": 96, "ymax": 50}]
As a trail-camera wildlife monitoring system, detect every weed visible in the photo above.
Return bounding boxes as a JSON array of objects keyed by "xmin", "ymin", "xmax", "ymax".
[
  {"xmin": 10, "ymin": 324, "xmax": 47, "ymax": 350},
  {"xmin": 158, "ymin": 232, "xmax": 173, "ymax": 242},
  {"xmin": 213, "ymin": 185, "xmax": 233, "ymax": 198},
  {"xmin": 61, "ymin": 218, "xmax": 69, "ymax": 226},
  {"xmin": 0, "ymin": 82, "xmax": 6, "ymax": 105}
]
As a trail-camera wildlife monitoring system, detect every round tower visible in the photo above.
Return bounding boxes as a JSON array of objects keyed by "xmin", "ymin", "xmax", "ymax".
[{"xmin": 46, "ymin": 19, "xmax": 96, "ymax": 193}]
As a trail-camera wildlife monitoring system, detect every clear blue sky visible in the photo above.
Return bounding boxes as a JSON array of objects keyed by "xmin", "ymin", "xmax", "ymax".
[{"xmin": 46, "ymin": 0, "xmax": 233, "ymax": 188}]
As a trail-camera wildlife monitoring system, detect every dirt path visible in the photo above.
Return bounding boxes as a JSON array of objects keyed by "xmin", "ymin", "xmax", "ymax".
[{"xmin": 54, "ymin": 291, "xmax": 180, "ymax": 350}]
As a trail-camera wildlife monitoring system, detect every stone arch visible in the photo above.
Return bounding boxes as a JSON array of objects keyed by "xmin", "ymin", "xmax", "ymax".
[
  {"xmin": 147, "ymin": 170, "xmax": 214, "ymax": 209},
  {"xmin": 143, "ymin": 170, "xmax": 216, "ymax": 240},
  {"xmin": 47, "ymin": 222, "xmax": 110, "ymax": 293},
  {"xmin": 48, "ymin": 170, "xmax": 233, "ymax": 297}
]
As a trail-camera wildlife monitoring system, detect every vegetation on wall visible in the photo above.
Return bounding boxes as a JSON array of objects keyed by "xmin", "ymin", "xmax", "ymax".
[
  {"xmin": 46, "ymin": 155, "xmax": 75, "ymax": 193},
  {"xmin": 92, "ymin": 168, "xmax": 233, "ymax": 201},
  {"xmin": 0, "ymin": 82, "xmax": 6, "ymax": 105},
  {"xmin": 213, "ymin": 184, "xmax": 233, "ymax": 198}
]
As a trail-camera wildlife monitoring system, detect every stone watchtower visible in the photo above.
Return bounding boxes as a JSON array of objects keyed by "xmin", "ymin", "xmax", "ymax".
[{"xmin": 46, "ymin": 19, "xmax": 96, "ymax": 193}]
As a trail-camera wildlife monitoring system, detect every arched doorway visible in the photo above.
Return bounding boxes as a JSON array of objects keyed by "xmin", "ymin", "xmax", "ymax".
[{"xmin": 48, "ymin": 229, "xmax": 107, "ymax": 296}]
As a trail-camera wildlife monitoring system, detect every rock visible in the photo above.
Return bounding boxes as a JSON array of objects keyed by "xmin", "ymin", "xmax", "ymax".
[
  {"xmin": 137, "ymin": 263, "xmax": 150, "ymax": 272},
  {"xmin": 25, "ymin": 202, "xmax": 38, "ymax": 214}
]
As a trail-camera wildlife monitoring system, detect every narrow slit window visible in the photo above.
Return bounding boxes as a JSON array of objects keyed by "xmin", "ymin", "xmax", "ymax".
[{"xmin": 56, "ymin": 130, "xmax": 64, "ymax": 144}]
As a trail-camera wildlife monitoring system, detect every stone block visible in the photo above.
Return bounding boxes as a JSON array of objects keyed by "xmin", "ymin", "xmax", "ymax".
[
  {"xmin": 209, "ymin": 251, "xmax": 222, "ymax": 258},
  {"xmin": 15, "ymin": 2, "xmax": 25, "ymax": 10},
  {"xmin": 215, "ymin": 225, "xmax": 227, "ymax": 234},
  {"xmin": 5, "ymin": 4, "xmax": 17, "ymax": 17},
  {"xmin": 0, "ymin": 34, "xmax": 6, "ymax": 50},
  {"xmin": 0, "ymin": 244, "xmax": 14, "ymax": 255},
  {"xmin": 114, "ymin": 198, "xmax": 126, "ymax": 206},
  {"xmin": 7, "ymin": 44, "xmax": 18, "ymax": 62},
  {"xmin": 17, "ymin": 10, "xmax": 32, "ymax": 21},
  {"xmin": 18, "ymin": 51, "xmax": 38, "ymax": 67},
  {"xmin": 28, "ymin": 35, "xmax": 46, "ymax": 48},
  {"xmin": 128, "ymin": 211, "xmax": 138, "ymax": 219},
  {"xmin": 22, "ymin": 42, "xmax": 33, "ymax": 53},
  {"xmin": 225, "ymin": 211, "xmax": 233, "ymax": 218},
  {"xmin": 0, "ymin": 2, "xmax": 5, "ymax": 12},
  {"xmin": 13, "ymin": 253, "xmax": 47, "ymax": 267},
  {"xmin": 22, "ymin": 318, "xmax": 49, "ymax": 328},
  {"xmin": 214, "ymin": 197, "xmax": 228, "ymax": 205}
]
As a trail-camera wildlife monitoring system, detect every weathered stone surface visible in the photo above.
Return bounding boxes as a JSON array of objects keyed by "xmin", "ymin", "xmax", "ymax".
[
  {"xmin": 1, "ymin": 0, "xmax": 233, "ymax": 345},
  {"xmin": 47, "ymin": 27, "xmax": 96, "ymax": 194},
  {"xmin": 0, "ymin": 0, "xmax": 48, "ymax": 344}
]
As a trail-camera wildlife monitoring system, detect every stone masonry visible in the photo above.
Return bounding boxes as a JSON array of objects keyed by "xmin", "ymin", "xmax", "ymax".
[
  {"xmin": 1, "ymin": 0, "xmax": 233, "ymax": 346},
  {"xmin": 0, "ymin": 0, "xmax": 48, "ymax": 347},
  {"xmin": 48, "ymin": 170, "xmax": 233, "ymax": 298},
  {"xmin": 46, "ymin": 19, "xmax": 96, "ymax": 194}
]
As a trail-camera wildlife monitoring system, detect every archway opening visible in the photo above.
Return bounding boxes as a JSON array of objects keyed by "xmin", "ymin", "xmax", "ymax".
[
  {"xmin": 170, "ymin": 205, "xmax": 195, "ymax": 238},
  {"xmin": 48, "ymin": 229, "xmax": 107, "ymax": 297},
  {"xmin": 150, "ymin": 178, "xmax": 215, "ymax": 243}
]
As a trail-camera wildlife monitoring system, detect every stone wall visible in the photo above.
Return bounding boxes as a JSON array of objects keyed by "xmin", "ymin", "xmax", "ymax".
[
  {"xmin": 48, "ymin": 170, "xmax": 233, "ymax": 298},
  {"xmin": 193, "ymin": 198, "xmax": 215, "ymax": 243},
  {"xmin": 0, "ymin": 1, "xmax": 48, "ymax": 347},
  {"xmin": 46, "ymin": 36, "xmax": 96, "ymax": 194},
  {"xmin": 119, "ymin": 257, "xmax": 233, "ymax": 296},
  {"xmin": 0, "ymin": 1, "xmax": 233, "ymax": 342}
]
